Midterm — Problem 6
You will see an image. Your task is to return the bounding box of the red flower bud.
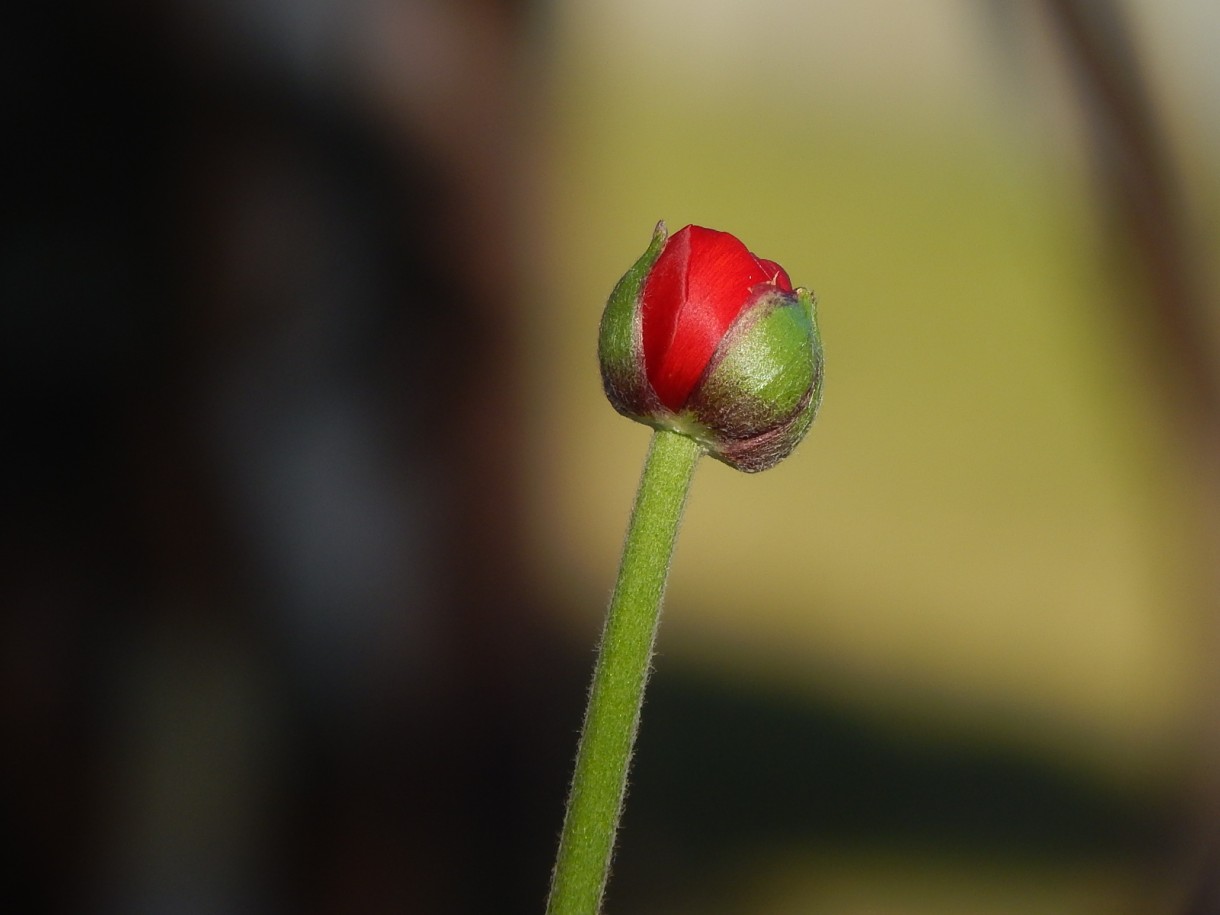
[599,222,823,472]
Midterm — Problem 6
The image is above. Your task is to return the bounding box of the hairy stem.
[547,429,702,915]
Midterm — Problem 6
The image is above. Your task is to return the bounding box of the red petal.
[639,227,689,408]
[642,226,775,410]
[754,257,793,292]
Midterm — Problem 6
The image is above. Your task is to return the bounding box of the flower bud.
[599,222,823,472]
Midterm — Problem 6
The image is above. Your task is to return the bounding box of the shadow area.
[605,663,1172,909]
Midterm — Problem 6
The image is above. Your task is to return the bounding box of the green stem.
[547,429,703,915]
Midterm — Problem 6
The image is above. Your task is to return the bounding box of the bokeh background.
[5,1,1220,913]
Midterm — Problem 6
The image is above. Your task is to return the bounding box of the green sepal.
[598,221,668,419]
[688,286,824,472]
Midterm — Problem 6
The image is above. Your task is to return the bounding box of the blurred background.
[4,1,1219,912]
